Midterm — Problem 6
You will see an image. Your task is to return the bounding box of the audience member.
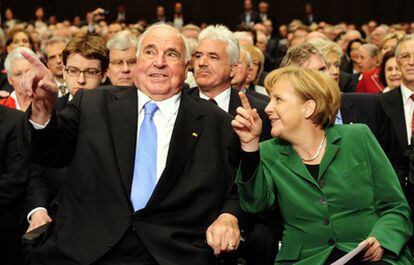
[106,30,138,86]
[378,50,401,92]
[356,43,384,93]
[42,37,69,96]
[0,47,37,111]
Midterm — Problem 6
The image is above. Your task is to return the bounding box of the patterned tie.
[131,102,158,211]
[208,98,217,105]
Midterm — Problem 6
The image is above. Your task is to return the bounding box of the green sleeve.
[235,148,276,214]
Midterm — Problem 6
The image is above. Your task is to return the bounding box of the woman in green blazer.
[232,67,413,265]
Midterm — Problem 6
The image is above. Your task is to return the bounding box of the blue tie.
[131,102,158,211]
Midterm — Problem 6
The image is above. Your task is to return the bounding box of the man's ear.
[230,64,237,78]
[303,99,316,119]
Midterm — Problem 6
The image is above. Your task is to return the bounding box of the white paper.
[330,240,369,265]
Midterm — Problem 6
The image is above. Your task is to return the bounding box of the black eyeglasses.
[65,66,102,78]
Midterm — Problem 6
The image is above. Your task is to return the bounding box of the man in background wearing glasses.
[106,30,138,87]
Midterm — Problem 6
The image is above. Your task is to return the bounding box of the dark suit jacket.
[23,86,242,265]
[55,93,70,112]
[187,87,272,142]
[339,71,359,93]
[377,88,411,196]
[237,11,260,26]
[0,106,28,262]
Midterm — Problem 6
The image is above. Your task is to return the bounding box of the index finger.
[238,91,252,111]
[20,50,51,77]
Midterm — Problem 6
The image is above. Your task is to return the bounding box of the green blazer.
[236,124,413,265]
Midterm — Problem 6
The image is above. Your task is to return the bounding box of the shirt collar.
[199,87,231,108]
[10,91,21,110]
[400,84,414,105]
[137,89,181,122]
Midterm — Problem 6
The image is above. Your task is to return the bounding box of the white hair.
[240,48,253,68]
[234,31,254,45]
[5,47,37,77]
[136,23,191,63]
[106,30,138,51]
[198,24,240,65]
[183,36,198,56]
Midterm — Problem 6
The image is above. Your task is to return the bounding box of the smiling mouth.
[149,73,168,78]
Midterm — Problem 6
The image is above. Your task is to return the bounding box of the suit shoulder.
[329,124,372,138]
[0,105,24,124]
[183,92,233,121]
[246,93,268,110]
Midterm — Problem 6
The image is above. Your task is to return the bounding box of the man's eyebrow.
[143,44,156,50]
[166,47,181,54]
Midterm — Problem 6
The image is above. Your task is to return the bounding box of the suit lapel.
[319,127,340,180]
[278,143,318,187]
[145,92,202,209]
[108,87,138,197]
[228,88,240,117]
[381,87,408,148]
[340,96,356,124]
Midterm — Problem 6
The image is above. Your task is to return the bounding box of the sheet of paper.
[330,240,368,265]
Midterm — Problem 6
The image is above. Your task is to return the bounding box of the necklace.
[300,134,326,162]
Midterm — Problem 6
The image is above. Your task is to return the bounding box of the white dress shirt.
[401,85,414,144]
[137,89,180,181]
[199,87,231,113]
[28,89,181,221]
[9,91,22,111]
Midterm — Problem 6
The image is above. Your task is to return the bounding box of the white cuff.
[27,207,48,223]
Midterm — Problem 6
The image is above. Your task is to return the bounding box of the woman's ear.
[302,99,316,119]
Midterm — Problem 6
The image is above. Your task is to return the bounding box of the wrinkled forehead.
[400,40,414,52]
[141,28,185,52]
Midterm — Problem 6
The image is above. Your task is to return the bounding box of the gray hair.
[198,24,240,65]
[5,47,38,77]
[181,24,201,34]
[106,30,138,51]
[183,36,198,56]
[137,23,191,63]
[395,34,414,57]
[41,36,69,59]
[240,48,253,68]
[360,43,379,58]
[281,43,325,67]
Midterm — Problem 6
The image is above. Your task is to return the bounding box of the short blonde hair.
[243,44,264,84]
[264,66,341,127]
[307,38,343,61]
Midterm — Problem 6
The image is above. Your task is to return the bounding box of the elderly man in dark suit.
[0,105,29,265]
[187,24,277,265]
[378,34,414,213]
[21,24,243,265]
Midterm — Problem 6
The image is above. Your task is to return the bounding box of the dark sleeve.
[21,90,84,168]
[0,109,29,208]
[240,150,260,182]
[24,164,52,215]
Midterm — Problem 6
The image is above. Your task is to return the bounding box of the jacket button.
[323,219,330,225]
[319,198,327,205]
[328,239,335,246]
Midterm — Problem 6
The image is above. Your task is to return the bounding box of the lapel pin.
[192,132,198,137]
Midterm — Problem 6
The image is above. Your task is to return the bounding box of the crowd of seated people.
[2,1,414,265]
